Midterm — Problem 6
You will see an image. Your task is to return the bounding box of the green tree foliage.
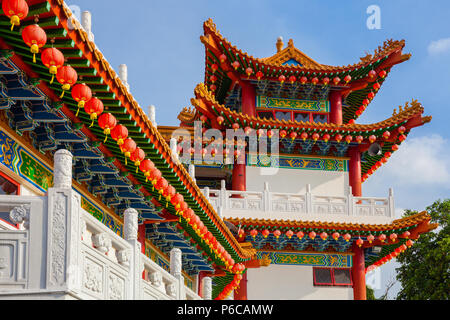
[366,285,376,300]
[395,199,450,300]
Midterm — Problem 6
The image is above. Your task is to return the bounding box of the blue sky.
[65,0,450,298]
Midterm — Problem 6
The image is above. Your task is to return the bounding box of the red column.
[138,224,146,279]
[352,244,366,300]
[198,271,206,297]
[348,147,362,196]
[234,272,248,300]
[241,81,256,118]
[231,162,246,191]
[329,90,342,125]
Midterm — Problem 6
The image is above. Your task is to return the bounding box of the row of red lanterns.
[247,229,410,244]
[366,239,414,273]
[215,272,244,300]
[1,5,239,268]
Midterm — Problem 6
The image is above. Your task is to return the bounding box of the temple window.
[257,111,275,120]
[294,112,310,122]
[313,267,352,287]
[313,114,328,123]
[275,111,291,121]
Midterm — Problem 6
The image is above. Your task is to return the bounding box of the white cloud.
[427,37,450,55]
[380,134,450,187]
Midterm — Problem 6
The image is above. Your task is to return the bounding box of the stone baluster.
[203,187,210,201]
[124,207,142,300]
[202,276,212,300]
[46,149,81,293]
[348,185,354,216]
[170,248,184,299]
[263,181,270,212]
[220,179,227,210]
[388,188,395,218]
[305,184,313,214]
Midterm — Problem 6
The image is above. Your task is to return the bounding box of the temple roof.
[201,18,411,122]
[0,0,253,271]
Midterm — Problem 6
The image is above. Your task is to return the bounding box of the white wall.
[247,264,353,300]
[246,166,349,196]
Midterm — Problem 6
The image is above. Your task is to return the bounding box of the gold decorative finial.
[288,39,294,47]
[276,36,284,53]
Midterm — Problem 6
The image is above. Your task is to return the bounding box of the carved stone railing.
[204,181,395,223]
[0,149,202,300]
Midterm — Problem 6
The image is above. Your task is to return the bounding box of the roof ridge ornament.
[276,36,283,53]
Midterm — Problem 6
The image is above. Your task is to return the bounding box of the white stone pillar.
[46,149,82,294]
[148,105,157,127]
[306,183,312,214]
[170,247,185,299]
[119,64,130,90]
[170,137,179,163]
[124,207,142,300]
[202,276,212,300]
[81,11,94,42]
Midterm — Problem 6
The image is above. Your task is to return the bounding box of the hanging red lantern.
[209,84,216,92]
[56,65,78,98]
[162,185,176,207]
[406,239,413,247]
[98,113,117,143]
[398,126,406,134]
[311,77,319,85]
[333,76,340,85]
[383,131,391,140]
[345,135,353,144]
[369,135,377,143]
[84,97,104,127]
[398,134,406,142]
[389,233,398,242]
[71,83,92,117]
[332,232,340,240]
[362,98,370,106]
[356,135,363,144]
[41,47,64,84]
[300,76,308,84]
[367,91,375,99]
[273,230,281,239]
[110,124,128,147]
[373,82,381,91]
[130,147,145,173]
[257,128,265,138]
[232,61,240,70]
[312,133,320,141]
[120,138,136,165]
[22,24,47,63]
[278,75,286,84]
[322,77,330,85]
[211,63,218,73]
[216,116,224,125]
[323,133,330,143]
[300,132,308,141]
[209,75,217,83]
[170,193,184,212]
[320,232,328,240]
[402,231,410,238]
[245,67,253,77]
[289,131,297,140]
[348,119,355,125]
[368,70,377,78]
[256,71,263,80]
[154,177,168,200]
[250,229,258,238]
[378,234,386,243]
[262,229,270,238]
[356,238,364,247]
[297,231,304,239]
[391,144,399,151]
[309,231,316,240]
[219,54,227,63]
[289,75,296,84]
[286,230,294,239]
[2,0,29,31]
[344,74,352,83]
[343,233,351,242]
[335,134,343,142]
[232,123,240,131]
[379,70,387,78]
[280,130,287,138]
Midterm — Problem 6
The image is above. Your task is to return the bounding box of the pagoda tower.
[160,19,436,300]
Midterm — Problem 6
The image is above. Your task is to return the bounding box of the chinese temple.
[0,1,437,301]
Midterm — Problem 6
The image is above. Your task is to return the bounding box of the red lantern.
[209,84,216,92]
[300,76,308,84]
[155,177,168,199]
[300,132,308,141]
[219,54,227,63]
[323,133,330,143]
[98,113,117,143]
[84,97,104,127]
[398,126,406,134]
[369,135,377,143]
[22,24,47,63]
[356,135,363,144]
[257,128,265,138]
[373,82,381,91]
[280,130,287,138]
[130,147,145,173]
[383,131,391,140]
[289,131,297,140]
[345,135,353,143]
[286,230,294,239]
[368,70,376,78]
[309,231,316,240]
[343,233,351,242]
[362,98,370,106]
[344,75,351,83]
[297,231,304,239]
[322,77,330,85]
[348,119,355,124]
[250,229,258,238]
[41,48,64,84]
[273,230,281,239]
[356,238,364,247]
[256,71,263,80]
[289,75,296,84]
[335,134,343,142]
[333,76,340,85]
[378,234,386,243]
[398,134,406,142]
[389,233,398,242]
[232,61,240,70]
[320,232,328,240]
[367,91,375,99]
[56,65,78,98]
[171,193,184,212]
[392,144,399,151]
[120,138,136,165]
[262,230,270,238]
[217,116,224,125]
[110,124,128,146]
[2,0,29,31]
[312,133,320,141]
[209,75,217,83]
[379,70,387,78]
[402,231,410,238]
[232,123,240,131]
[406,239,413,247]
[311,77,319,85]
[278,75,286,84]
[246,67,253,77]
[71,83,92,117]
[211,64,218,73]
[332,232,340,240]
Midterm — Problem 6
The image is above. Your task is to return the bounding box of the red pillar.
[231,162,246,191]
[138,224,146,254]
[329,90,342,125]
[198,271,206,297]
[348,147,362,196]
[352,244,366,300]
[234,272,248,300]
[241,81,256,118]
